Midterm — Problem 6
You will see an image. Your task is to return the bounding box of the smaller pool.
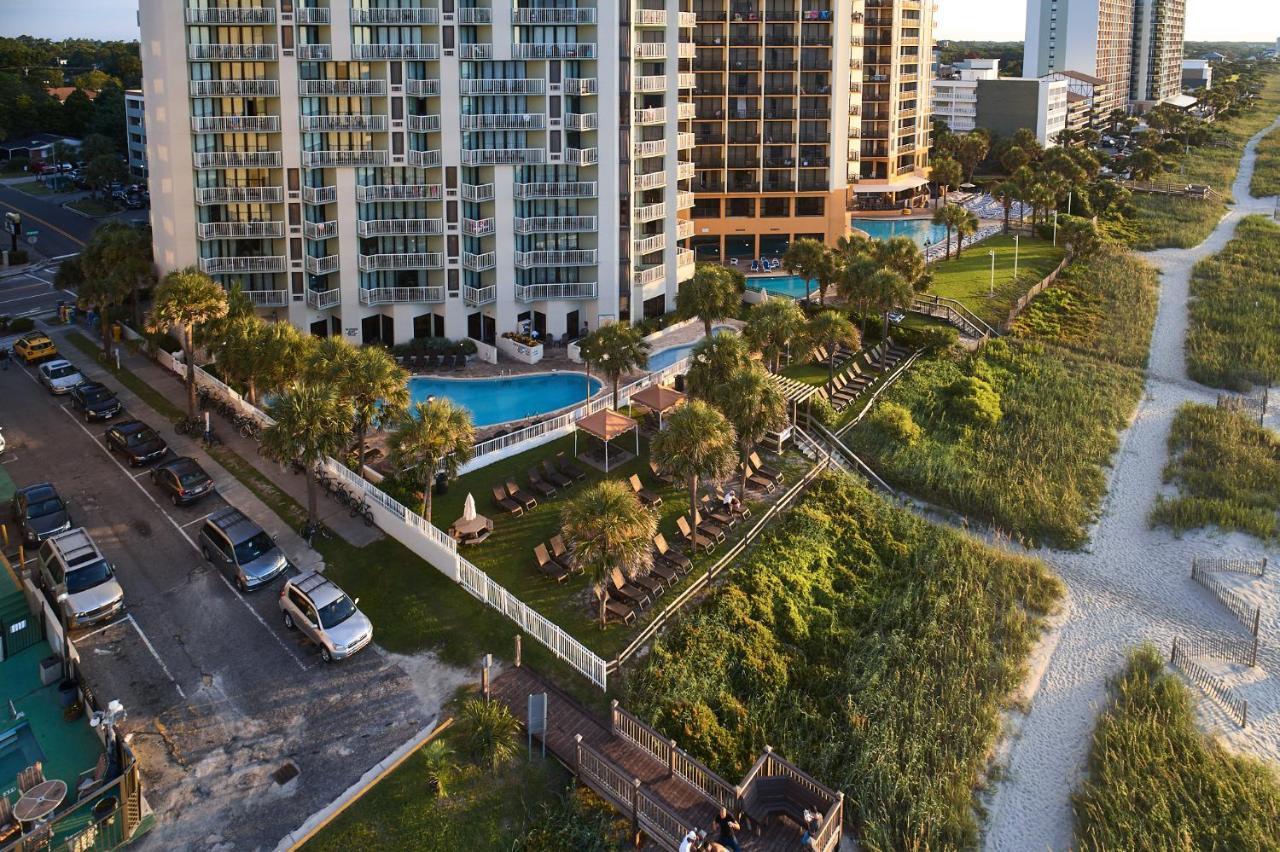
[852,217,951,248]
[746,276,820,300]
[408,373,601,428]
[0,724,44,790]
[648,326,737,371]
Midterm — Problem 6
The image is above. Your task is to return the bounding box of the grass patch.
[1150,403,1280,541]
[1186,215,1280,390]
[66,332,184,421]
[928,234,1066,328]
[1073,645,1280,850]
[779,361,833,387]
[13,179,55,197]
[627,473,1062,851]
[67,197,117,217]
[1251,126,1280,197]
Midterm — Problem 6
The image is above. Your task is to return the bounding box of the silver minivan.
[278,571,373,662]
[198,506,288,592]
[37,528,125,628]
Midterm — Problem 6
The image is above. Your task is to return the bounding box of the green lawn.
[13,178,55,197]
[1251,125,1280,198]
[928,235,1066,328]
[67,197,117,217]
[780,361,833,387]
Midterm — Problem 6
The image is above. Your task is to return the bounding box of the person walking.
[714,807,741,852]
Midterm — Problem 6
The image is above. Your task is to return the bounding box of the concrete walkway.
[982,116,1280,851]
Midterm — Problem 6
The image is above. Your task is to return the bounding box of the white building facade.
[124,89,148,178]
[139,0,696,347]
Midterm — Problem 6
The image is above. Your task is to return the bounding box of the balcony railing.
[634,75,666,93]
[677,161,696,179]
[634,202,666,223]
[245,289,289,307]
[351,7,439,24]
[462,217,496,237]
[564,77,597,95]
[515,282,598,301]
[634,9,668,26]
[516,249,597,268]
[677,132,696,150]
[188,43,276,61]
[677,248,696,279]
[304,254,340,275]
[678,102,697,120]
[513,8,596,23]
[460,78,545,95]
[679,11,697,27]
[360,286,445,305]
[195,185,283,205]
[191,115,280,134]
[458,44,494,59]
[514,181,596,199]
[358,253,445,271]
[634,139,667,159]
[455,7,493,22]
[302,219,339,240]
[564,147,598,165]
[295,7,329,23]
[299,114,388,132]
[463,285,496,306]
[676,190,695,210]
[676,219,695,240]
[679,73,697,88]
[565,112,598,130]
[185,7,275,24]
[191,79,278,97]
[193,151,282,169]
[461,183,496,201]
[407,149,442,168]
[199,255,287,275]
[196,220,284,240]
[299,79,387,96]
[302,185,337,204]
[405,78,441,96]
[634,170,667,191]
[357,218,444,237]
[634,43,667,60]
[296,44,333,60]
[635,233,666,255]
[461,148,545,165]
[351,43,439,60]
[459,113,544,130]
[357,183,442,202]
[633,264,665,286]
[408,114,443,132]
[462,251,496,271]
[634,107,667,125]
[514,215,597,233]
[512,43,596,59]
[301,150,388,168]
[306,288,342,310]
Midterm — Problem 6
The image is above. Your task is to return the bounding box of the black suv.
[149,457,215,506]
[70,382,123,421]
[12,482,72,545]
[105,420,168,466]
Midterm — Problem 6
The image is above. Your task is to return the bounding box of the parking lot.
[1,349,434,850]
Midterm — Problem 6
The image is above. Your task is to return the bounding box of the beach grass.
[1251,126,1280,198]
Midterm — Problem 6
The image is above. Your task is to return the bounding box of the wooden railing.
[575,736,688,851]
[910,295,998,340]
[611,703,739,811]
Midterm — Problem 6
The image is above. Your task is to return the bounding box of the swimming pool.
[648,325,738,371]
[852,217,951,248]
[745,276,820,300]
[408,373,602,428]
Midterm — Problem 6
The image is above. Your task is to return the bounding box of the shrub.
[945,375,1002,428]
[804,394,837,430]
[868,401,922,446]
[5,316,35,333]
[5,249,29,265]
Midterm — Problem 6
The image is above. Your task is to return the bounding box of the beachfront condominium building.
[1129,0,1184,108]
[139,1,696,346]
[686,0,935,263]
[125,89,148,178]
[933,60,1069,147]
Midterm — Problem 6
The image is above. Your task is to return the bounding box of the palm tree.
[578,323,649,408]
[929,155,963,207]
[651,401,737,564]
[957,131,990,183]
[713,365,789,496]
[685,333,752,401]
[781,237,826,304]
[677,264,742,338]
[336,345,410,471]
[79,223,149,358]
[868,270,915,369]
[742,298,806,372]
[561,480,658,628]
[146,267,229,418]
[806,310,861,381]
[932,204,967,260]
[952,208,980,257]
[874,236,928,292]
[457,697,520,771]
[420,738,455,798]
[993,180,1019,234]
[837,252,879,338]
[388,399,475,525]
[260,384,352,531]
[1129,148,1165,182]
[253,321,312,404]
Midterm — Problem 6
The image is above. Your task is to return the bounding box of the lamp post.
[1013,234,1020,281]
[988,249,996,297]
[1052,210,1059,246]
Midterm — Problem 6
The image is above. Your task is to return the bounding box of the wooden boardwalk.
[490,666,843,851]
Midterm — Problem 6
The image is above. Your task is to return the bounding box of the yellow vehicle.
[13,332,59,364]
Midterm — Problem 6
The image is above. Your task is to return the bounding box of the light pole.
[988,249,996,297]
[1067,190,1073,216]
[1052,210,1059,246]
[1013,234,1020,281]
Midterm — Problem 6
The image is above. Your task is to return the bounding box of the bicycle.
[349,494,375,527]
[237,416,263,441]
[299,519,331,545]
[175,415,204,436]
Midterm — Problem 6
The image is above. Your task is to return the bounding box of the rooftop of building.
[44,86,97,103]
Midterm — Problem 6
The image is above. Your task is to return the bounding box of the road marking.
[129,614,187,699]
[181,515,210,529]
[58,406,310,672]
[0,198,87,247]
[0,292,59,306]
[75,616,132,642]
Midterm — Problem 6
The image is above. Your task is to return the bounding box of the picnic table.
[14,779,67,824]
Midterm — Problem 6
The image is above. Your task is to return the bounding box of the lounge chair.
[439,354,455,371]
[749,259,761,273]
[742,463,777,493]
[541,459,573,489]
[492,485,524,516]
[713,488,752,520]
[676,515,716,554]
[700,494,739,529]
[654,533,693,572]
[534,544,571,584]
[630,568,666,598]
[649,460,676,485]
[691,509,728,541]
[598,589,636,625]
[550,535,583,575]
[648,556,681,585]
[629,474,662,507]
[527,467,557,498]
[556,452,588,481]
[609,568,652,609]
[748,452,784,484]
[505,480,538,510]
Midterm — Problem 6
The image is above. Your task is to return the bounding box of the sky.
[0,0,1276,43]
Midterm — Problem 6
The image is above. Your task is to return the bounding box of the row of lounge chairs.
[491,453,588,515]
[817,341,913,412]
[400,353,468,372]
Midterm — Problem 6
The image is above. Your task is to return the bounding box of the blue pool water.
[852,217,952,248]
[648,326,737,371]
[408,373,602,427]
[0,724,44,788]
[746,276,820,300]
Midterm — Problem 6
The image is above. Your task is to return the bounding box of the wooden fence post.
[1242,700,1249,729]
[668,738,677,780]
[610,699,619,737]
[631,778,642,847]
[1170,635,1179,663]
[514,634,522,668]
[574,733,582,776]
[481,653,491,702]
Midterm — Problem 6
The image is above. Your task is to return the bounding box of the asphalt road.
[1,355,430,850]
[0,267,74,325]
[0,183,94,259]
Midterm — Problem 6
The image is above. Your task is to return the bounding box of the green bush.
[146,331,182,354]
[868,401,922,446]
[392,336,478,358]
[804,394,837,430]
[945,375,1002,428]
[895,322,959,352]
[6,316,35,333]
[6,249,29,265]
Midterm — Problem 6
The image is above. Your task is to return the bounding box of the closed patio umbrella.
[462,493,477,522]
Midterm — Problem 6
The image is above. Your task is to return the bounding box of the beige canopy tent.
[629,384,687,429]
[575,409,639,473]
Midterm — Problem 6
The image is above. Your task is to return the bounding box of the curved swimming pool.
[852,217,952,248]
[408,373,602,428]
[648,325,738,371]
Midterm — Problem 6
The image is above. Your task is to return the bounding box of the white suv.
[38,359,85,394]
[279,572,373,662]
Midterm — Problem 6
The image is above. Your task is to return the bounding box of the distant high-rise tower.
[1130,0,1185,107]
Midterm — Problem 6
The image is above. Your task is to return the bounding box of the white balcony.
[296,44,333,60]
[196,220,284,240]
[634,9,668,26]
[456,8,493,23]
[634,233,666,255]
[516,249,597,268]
[460,78,545,95]
[302,220,339,240]
[634,43,667,60]
[514,181,596,199]
[191,115,280,133]
[634,202,666,223]
[199,255,287,275]
[462,217,495,237]
[678,73,696,89]
[678,42,697,59]
[461,183,496,202]
[193,151,282,169]
[304,254,340,275]
[306,288,342,310]
[185,7,275,24]
[351,43,439,60]
[458,44,493,60]
[188,43,276,61]
[245,289,289,307]
[302,149,388,168]
[461,148,545,165]
[463,285,496,306]
[195,185,283,205]
[407,149,442,168]
[563,77,597,95]
[679,11,697,27]
[295,7,330,23]
[634,75,665,93]
[351,7,439,24]
[676,190,695,210]
[299,114,388,132]
[676,219,695,240]
[358,253,444,271]
[357,183,442,202]
[511,43,596,59]
[357,218,444,237]
[462,251,496,271]
[408,114,443,132]
[513,8,596,23]
[565,112,598,130]
[459,113,544,131]
[299,79,387,96]
[564,147,598,165]
[405,78,441,96]
[633,264,665,286]
[360,286,445,305]
[302,185,337,204]
[514,216,597,233]
[677,248,696,277]
[678,102,696,120]
[191,79,278,97]
[633,170,667,191]
[677,161,695,179]
[677,132,696,150]
[633,107,667,126]
[515,282,598,301]
[634,139,667,159]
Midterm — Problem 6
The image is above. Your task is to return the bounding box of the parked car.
[11,482,72,545]
[198,506,288,592]
[104,419,168,466]
[37,358,85,394]
[150,456,215,506]
[12,332,58,364]
[36,528,125,629]
[69,381,123,421]
[279,571,373,662]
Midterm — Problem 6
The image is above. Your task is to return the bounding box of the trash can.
[112,322,122,342]
[57,678,79,708]
[434,471,449,496]
[39,655,61,686]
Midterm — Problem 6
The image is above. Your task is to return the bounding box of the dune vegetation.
[1251,126,1280,198]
